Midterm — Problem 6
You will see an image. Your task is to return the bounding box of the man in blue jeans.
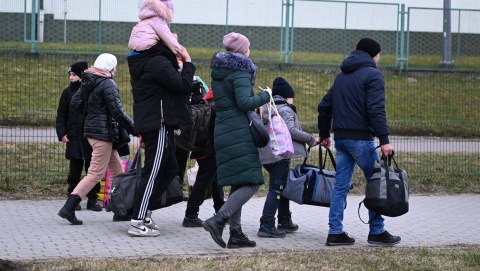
[317,38,401,246]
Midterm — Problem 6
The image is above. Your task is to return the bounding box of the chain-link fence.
[284,0,400,65]
[1,51,479,193]
[407,7,480,70]
[0,1,479,193]
[1,1,480,70]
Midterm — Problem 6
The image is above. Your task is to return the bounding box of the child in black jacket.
[55,61,102,212]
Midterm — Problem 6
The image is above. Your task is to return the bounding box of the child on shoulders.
[128,0,183,55]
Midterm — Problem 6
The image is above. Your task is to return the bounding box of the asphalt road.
[1,127,478,152]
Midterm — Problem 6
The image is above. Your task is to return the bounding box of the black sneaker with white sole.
[325,232,355,246]
[367,230,401,245]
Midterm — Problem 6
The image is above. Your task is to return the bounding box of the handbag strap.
[266,97,273,121]
[267,96,287,126]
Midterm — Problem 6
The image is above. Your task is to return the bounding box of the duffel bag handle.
[130,148,142,170]
[321,147,336,171]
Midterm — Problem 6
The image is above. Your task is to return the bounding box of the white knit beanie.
[93,53,117,72]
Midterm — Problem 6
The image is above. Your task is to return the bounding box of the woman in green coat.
[202,32,271,249]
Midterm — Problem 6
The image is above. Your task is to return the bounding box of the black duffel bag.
[105,149,184,217]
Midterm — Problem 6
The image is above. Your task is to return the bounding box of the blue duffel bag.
[282,147,336,207]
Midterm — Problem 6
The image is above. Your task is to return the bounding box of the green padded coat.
[210,52,270,187]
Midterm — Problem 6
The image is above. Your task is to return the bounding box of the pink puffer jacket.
[128,0,181,53]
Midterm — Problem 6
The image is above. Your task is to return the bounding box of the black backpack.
[190,79,207,105]
[175,99,215,152]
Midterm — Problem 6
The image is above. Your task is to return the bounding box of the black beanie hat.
[272,77,295,98]
[68,61,88,77]
[356,38,381,58]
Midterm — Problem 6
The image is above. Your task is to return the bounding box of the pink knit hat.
[223,32,250,54]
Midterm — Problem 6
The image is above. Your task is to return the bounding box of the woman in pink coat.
[128,0,183,55]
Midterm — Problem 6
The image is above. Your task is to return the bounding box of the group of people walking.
[55,0,400,249]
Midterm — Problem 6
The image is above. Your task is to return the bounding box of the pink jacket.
[128,0,181,53]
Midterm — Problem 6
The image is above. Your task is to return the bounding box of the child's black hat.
[272,77,295,99]
[68,61,88,77]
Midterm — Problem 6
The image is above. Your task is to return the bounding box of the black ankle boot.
[202,215,227,248]
[227,228,256,248]
[277,212,299,233]
[68,193,81,211]
[58,194,83,225]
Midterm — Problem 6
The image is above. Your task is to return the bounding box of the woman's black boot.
[202,214,227,248]
[227,228,256,248]
[58,194,83,225]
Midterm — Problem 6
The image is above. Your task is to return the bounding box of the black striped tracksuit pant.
[132,126,178,220]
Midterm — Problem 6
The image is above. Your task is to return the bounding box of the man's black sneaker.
[325,232,355,246]
[367,230,401,245]
[182,217,204,227]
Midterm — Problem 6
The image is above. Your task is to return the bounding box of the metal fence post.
[406,7,411,70]
[440,0,454,68]
[38,0,44,43]
[225,0,229,35]
[343,2,348,59]
[98,0,102,53]
[63,0,67,43]
[280,0,293,63]
[456,9,461,65]
[397,4,408,71]
[30,0,37,53]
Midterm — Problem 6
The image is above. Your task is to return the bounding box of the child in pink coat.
[128,0,183,54]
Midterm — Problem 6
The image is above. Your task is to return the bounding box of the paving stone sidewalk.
[0,194,479,260]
